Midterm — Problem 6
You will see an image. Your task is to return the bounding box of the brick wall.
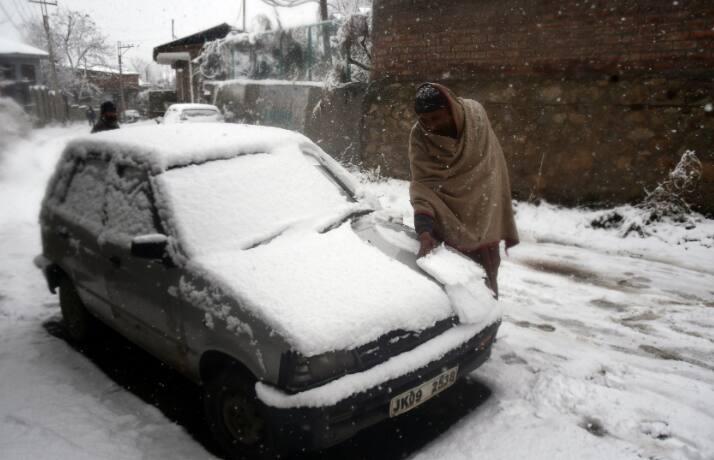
[372,0,714,79]
[361,0,714,215]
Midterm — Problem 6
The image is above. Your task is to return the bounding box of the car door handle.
[109,255,122,268]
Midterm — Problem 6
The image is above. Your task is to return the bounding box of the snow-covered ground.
[0,124,712,459]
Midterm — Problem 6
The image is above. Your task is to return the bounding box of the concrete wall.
[212,80,365,164]
[364,0,714,216]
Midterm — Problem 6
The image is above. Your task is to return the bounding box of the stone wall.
[363,0,714,216]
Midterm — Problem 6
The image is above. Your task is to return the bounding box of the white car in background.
[161,103,224,124]
[122,109,141,123]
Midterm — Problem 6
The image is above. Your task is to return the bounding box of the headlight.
[279,349,359,392]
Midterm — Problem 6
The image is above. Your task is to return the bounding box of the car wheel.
[59,277,96,342]
[204,365,278,460]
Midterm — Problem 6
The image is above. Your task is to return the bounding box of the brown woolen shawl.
[409,84,519,251]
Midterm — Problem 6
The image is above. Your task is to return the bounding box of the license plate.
[389,366,459,417]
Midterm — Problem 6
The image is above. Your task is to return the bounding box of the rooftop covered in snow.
[0,37,49,58]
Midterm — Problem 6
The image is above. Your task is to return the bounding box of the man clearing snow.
[91,101,119,133]
[409,82,519,297]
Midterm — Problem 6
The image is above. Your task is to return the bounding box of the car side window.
[103,163,160,246]
[61,156,109,231]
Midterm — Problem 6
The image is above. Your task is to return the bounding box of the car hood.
[187,219,454,357]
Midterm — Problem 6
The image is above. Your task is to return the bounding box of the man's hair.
[414,83,448,114]
[100,101,116,114]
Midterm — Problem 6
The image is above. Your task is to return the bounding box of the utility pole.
[319,0,331,62]
[171,19,176,39]
[29,0,59,90]
[117,41,135,117]
[242,0,246,31]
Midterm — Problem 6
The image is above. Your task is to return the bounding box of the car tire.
[203,365,279,460]
[59,277,96,342]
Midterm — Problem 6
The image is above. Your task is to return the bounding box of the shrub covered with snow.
[590,150,704,237]
[326,12,372,86]
[0,97,32,156]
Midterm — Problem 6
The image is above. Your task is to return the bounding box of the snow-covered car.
[122,109,141,123]
[34,123,501,458]
[161,103,224,124]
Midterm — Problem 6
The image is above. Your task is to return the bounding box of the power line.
[0,1,22,34]
[18,0,40,25]
[10,0,31,25]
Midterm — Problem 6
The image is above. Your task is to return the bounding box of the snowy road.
[0,125,712,460]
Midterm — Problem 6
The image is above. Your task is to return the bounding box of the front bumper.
[261,320,500,451]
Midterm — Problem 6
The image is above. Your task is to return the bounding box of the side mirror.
[131,234,168,259]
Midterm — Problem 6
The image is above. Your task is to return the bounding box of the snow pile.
[193,223,453,356]
[417,245,500,324]
[0,97,32,157]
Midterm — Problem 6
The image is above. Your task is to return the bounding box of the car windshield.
[156,146,360,257]
[182,109,219,118]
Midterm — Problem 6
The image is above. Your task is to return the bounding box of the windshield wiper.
[319,208,374,234]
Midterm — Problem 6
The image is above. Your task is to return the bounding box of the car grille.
[354,316,459,371]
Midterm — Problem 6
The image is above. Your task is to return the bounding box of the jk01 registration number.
[389,366,459,417]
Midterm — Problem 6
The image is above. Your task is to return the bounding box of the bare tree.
[261,0,326,19]
[130,57,151,83]
[329,0,371,17]
[260,0,370,19]
[23,7,112,102]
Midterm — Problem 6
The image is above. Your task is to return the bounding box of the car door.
[100,161,184,365]
[56,153,114,321]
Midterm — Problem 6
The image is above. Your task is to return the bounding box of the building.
[82,65,140,109]
[153,23,233,103]
[0,37,48,109]
[363,0,714,215]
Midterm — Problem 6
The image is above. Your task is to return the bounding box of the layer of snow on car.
[162,103,224,124]
[63,124,310,171]
[157,144,362,255]
[57,123,461,357]
[194,223,454,356]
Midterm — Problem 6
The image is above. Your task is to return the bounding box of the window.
[1,63,13,80]
[62,157,109,231]
[20,64,36,82]
[103,163,159,245]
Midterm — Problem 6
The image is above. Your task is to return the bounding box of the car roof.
[167,103,220,111]
[65,123,313,173]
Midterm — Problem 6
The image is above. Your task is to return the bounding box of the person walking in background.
[408,82,519,297]
[91,101,119,133]
[85,106,96,127]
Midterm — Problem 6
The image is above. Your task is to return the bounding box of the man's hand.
[417,232,438,258]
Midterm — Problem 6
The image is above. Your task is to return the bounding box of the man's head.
[100,101,117,122]
[414,83,455,137]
